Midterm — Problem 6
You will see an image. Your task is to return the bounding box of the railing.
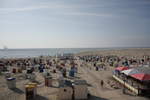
[113,75,139,95]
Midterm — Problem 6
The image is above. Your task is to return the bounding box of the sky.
[0,0,150,48]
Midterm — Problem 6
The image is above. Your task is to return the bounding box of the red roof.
[115,66,129,71]
[130,73,150,81]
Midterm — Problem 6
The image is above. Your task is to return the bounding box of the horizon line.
[0,47,150,50]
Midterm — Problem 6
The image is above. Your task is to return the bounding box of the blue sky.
[0,0,150,48]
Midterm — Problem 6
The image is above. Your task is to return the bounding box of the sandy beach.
[1,0,150,99]
[76,48,150,57]
[0,48,150,100]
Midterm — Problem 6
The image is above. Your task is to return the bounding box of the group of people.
[77,55,150,89]
[79,55,150,69]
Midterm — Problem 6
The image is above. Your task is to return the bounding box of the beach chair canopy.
[121,68,140,76]
[130,73,150,81]
[115,66,129,71]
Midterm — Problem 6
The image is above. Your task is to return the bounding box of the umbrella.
[121,68,140,76]
[115,66,129,71]
[130,73,150,81]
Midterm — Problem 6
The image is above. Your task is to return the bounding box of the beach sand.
[76,48,150,57]
[0,48,150,100]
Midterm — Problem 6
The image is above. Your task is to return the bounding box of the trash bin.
[25,83,37,100]
[7,77,16,89]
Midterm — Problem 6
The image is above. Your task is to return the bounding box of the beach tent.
[130,73,150,81]
[121,68,140,76]
[115,66,129,71]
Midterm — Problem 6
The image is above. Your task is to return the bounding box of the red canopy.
[130,73,150,81]
[115,66,129,71]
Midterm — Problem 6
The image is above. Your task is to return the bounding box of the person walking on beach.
[62,68,67,78]
[100,80,104,88]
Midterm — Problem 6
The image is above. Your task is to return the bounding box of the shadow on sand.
[86,83,93,87]
[34,95,49,100]
[88,94,109,100]
[10,88,24,94]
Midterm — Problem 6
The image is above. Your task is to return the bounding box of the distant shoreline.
[0,47,150,50]
[0,48,150,59]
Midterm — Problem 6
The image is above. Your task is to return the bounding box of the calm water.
[0,48,107,58]
[0,47,145,58]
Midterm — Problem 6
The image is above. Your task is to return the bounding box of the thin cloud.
[0,2,106,13]
[0,3,97,12]
[0,3,114,18]
[63,12,113,17]
[0,5,63,12]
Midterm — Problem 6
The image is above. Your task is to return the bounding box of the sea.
[0,47,147,58]
[0,48,106,58]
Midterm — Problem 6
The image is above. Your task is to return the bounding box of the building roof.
[121,68,140,76]
[131,73,150,81]
[134,66,150,74]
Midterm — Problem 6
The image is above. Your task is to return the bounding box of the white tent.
[121,68,140,76]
